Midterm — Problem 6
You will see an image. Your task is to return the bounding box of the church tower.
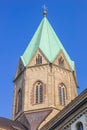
[12,11,78,130]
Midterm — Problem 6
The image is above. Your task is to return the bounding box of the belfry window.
[35,81,43,104]
[76,122,83,130]
[36,54,42,64]
[59,84,66,106]
[15,89,22,114]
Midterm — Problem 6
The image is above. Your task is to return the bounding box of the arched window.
[35,81,43,104]
[59,84,66,106]
[15,89,22,114]
[77,122,84,130]
[36,54,42,64]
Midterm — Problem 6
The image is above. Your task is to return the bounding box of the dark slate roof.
[0,117,28,130]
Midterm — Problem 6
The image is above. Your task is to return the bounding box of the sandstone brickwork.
[12,50,78,129]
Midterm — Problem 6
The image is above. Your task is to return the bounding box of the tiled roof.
[21,17,75,70]
[0,117,28,130]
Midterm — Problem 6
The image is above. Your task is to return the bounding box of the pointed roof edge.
[20,17,45,67]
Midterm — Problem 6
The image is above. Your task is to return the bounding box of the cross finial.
[42,4,47,17]
[43,5,47,11]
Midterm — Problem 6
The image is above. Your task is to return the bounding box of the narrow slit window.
[40,85,43,103]
[35,82,44,104]
[36,54,42,64]
[36,86,38,103]
[15,89,22,114]
[59,84,66,106]
[59,87,62,105]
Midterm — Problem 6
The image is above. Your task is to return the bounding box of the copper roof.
[20,17,75,70]
[0,117,28,130]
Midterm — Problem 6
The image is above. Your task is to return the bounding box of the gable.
[53,51,72,71]
[28,49,49,67]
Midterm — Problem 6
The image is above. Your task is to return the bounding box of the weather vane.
[42,4,47,17]
[42,5,47,11]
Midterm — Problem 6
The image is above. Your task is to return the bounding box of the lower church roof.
[40,89,87,130]
[0,117,28,130]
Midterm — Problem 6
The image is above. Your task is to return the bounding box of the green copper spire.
[21,16,75,70]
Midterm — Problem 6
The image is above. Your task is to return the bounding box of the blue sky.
[0,0,87,119]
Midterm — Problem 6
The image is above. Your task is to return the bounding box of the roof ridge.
[39,17,46,50]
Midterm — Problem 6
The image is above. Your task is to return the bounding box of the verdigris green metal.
[21,17,75,70]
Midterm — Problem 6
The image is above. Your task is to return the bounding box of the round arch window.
[76,122,83,130]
